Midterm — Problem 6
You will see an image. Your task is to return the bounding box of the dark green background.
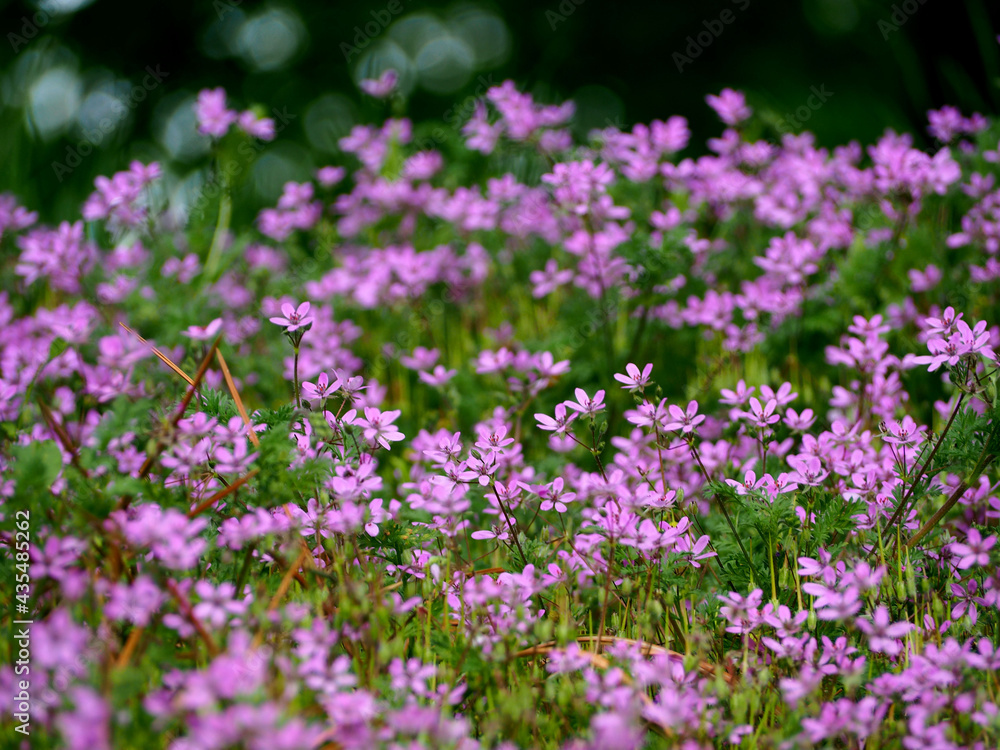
[0,0,996,222]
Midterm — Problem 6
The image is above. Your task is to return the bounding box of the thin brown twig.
[115,626,145,668]
[187,469,259,519]
[135,335,221,483]
[119,321,195,386]
[166,579,219,656]
[251,545,310,651]
[37,399,90,480]
[216,349,260,448]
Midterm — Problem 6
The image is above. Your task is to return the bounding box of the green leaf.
[10,440,63,511]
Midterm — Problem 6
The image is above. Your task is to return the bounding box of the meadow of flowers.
[3,66,1000,749]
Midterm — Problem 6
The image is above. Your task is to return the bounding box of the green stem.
[905,417,1000,551]
[768,534,777,603]
[689,441,754,573]
[204,182,232,281]
[881,392,965,544]
[234,544,255,596]
[493,485,527,565]
[293,346,301,409]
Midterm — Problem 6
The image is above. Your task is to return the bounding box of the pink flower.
[316,166,346,187]
[742,397,780,429]
[536,477,576,513]
[471,524,509,542]
[418,365,457,387]
[268,301,314,332]
[181,318,222,341]
[535,403,578,435]
[787,455,828,486]
[613,362,653,391]
[529,259,573,298]
[237,110,276,141]
[365,498,389,536]
[705,88,752,126]
[951,528,997,569]
[726,470,764,496]
[783,408,815,431]
[213,438,258,475]
[855,606,914,655]
[359,69,399,99]
[359,407,404,450]
[882,416,924,446]
[564,387,605,416]
[195,87,238,137]
[301,372,341,404]
[663,400,704,434]
[474,425,515,454]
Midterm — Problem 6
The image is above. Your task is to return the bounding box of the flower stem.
[881,392,965,545]
[768,534,777,603]
[204,180,232,282]
[904,416,1000,551]
[293,345,301,409]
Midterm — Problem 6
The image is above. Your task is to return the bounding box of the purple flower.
[882,415,924,445]
[535,477,576,513]
[195,87,238,137]
[163,253,201,283]
[418,365,457,387]
[742,397,780,429]
[855,606,914,655]
[365,498,389,536]
[181,318,222,341]
[400,346,440,371]
[529,258,573,298]
[613,362,653,391]
[471,523,509,542]
[474,425,515,454]
[783,407,816,431]
[81,161,161,228]
[535,403,578,435]
[359,407,404,450]
[718,588,763,635]
[301,372,342,405]
[719,379,755,418]
[705,88,752,126]
[269,301,314,332]
[359,69,399,99]
[663,400,704,434]
[565,387,605,416]
[213,437,258,474]
[237,110,276,141]
[951,528,997,569]
[105,575,164,626]
[316,166,346,187]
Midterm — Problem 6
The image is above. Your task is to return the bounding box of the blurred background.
[0,0,997,223]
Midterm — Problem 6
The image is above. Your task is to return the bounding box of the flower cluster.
[4,72,1000,750]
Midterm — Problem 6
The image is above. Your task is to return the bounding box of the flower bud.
[906,567,917,599]
[894,579,907,602]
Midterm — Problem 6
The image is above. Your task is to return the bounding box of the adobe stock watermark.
[340,0,408,62]
[8,10,52,53]
[774,85,833,135]
[51,65,170,182]
[877,0,930,40]
[673,0,752,73]
[546,0,586,31]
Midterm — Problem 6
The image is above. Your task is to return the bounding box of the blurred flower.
[359,69,398,99]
